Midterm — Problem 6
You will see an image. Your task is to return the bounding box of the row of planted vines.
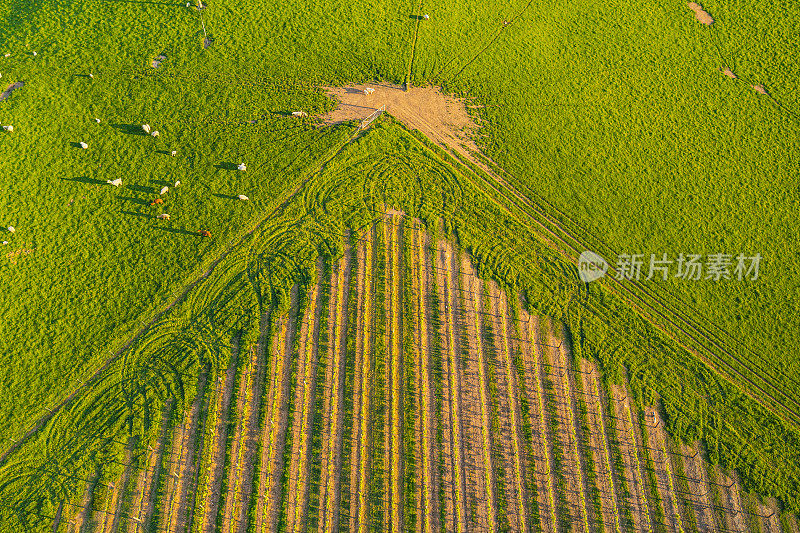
[35,215,796,533]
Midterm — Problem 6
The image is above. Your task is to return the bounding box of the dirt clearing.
[322,84,481,164]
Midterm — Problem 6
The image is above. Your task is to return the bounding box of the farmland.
[7,207,798,531]
[1,0,799,529]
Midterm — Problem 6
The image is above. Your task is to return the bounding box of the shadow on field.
[213,193,239,200]
[62,176,106,185]
[127,183,156,194]
[150,179,172,187]
[110,123,150,136]
[119,196,149,206]
[155,150,173,155]
[409,14,426,20]
[120,210,151,219]
[214,162,239,171]
[99,0,183,6]
[156,227,198,236]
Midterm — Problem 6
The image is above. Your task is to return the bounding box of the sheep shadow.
[69,142,88,149]
[155,226,198,236]
[119,196,149,206]
[409,14,426,20]
[110,123,149,136]
[120,210,151,220]
[155,150,174,155]
[62,176,106,185]
[149,179,172,187]
[213,193,239,200]
[214,162,239,171]
[127,183,156,194]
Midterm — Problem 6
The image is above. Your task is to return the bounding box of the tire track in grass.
[383,212,405,532]
[125,447,151,533]
[232,309,273,533]
[411,220,439,533]
[579,360,623,533]
[679,442,717,533]
[169,369,211,533]
[263,284,301,533]
[285,258,326,533]
[486,281,529,533]
[642,406,685,533]
[200,338,240,533]
[220,343,258,533]
[317,239,352,533]
[349,226,377,533]
[104,436,138,533]
[609,384,653,533]
[435,238,467,533]
[460,254,498,533]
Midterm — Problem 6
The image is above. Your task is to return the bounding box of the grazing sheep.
[238,163,247,171]
[150,198,164,206]
[2,125,12,132]
[160,186,169,195]
[3,53,9,58]
[171,150,177,156]
[107,178,122,187]
[198,229,211,238]
[79,142,88,149]
[363,87,375,95]
[2,241,7,245]
[7,226,15,233]
[156,213,171,220]
[142,124,151,134]
[753,84,768,95]
[174,180,181,187]
[237,194,249,200]
[95,118,101,123]
[32,51,37,56]
[291,111,308,117]
[151,130,160,137]
[89,73,94,79]
[423,14,429,20]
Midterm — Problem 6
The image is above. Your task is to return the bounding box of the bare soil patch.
[0,81,24,102]
[322,84,482,164]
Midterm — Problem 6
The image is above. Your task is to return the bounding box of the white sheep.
[237,194,249,200]
[363,87,375,95]
[107,178,122,187]
[174,180,181,187]
[3,53,9,58]
[79,142,88,149]
[291,111,308,117]
[151,130,160,137]
[160,186,169,195]
[171,150,177,156]
[89,73,94,79]
[32,51,37,57]
[2,125,12,132]
[2,241,7,245]
[142,124,151,134]
[157,213,171,220]
[95,118,101,123]
[7,226,15,233]
[423,14,430,20]
[238,163,247,171]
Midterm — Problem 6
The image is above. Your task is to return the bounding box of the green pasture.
[1,0,799,525]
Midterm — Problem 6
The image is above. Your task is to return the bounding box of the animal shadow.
[110,123,149,136]
[213,193,238,200]
[156,226,197,236]
[214,162,239,171]
[127,183,156,194]
[120,210,151,219]
[62,176,106,185]
[149,179,171,187]
[119,197,149,206]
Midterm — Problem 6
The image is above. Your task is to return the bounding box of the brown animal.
[199,229,211,238]
[150,198,164,206]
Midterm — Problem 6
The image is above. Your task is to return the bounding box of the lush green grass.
[1,0,799,525]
